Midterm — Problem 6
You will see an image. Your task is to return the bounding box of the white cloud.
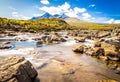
[82,13,91,19]
[89,4,95,7]
[33,13,43,16]
[114,20,120,24]
[74,7,86,13]
[12,12,31,20]
[40,0,49,5]
[39,2,87,17]
[106,19,114,24]
[39,2,120,24]
[58,2,70,12]
[40,6,61,15]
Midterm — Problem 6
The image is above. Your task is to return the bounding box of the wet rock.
[8,33,17,36]
[36,40,43,47]
[61,37,67,42]
[97,31,110,38]
[99,56,108,61]
[14,37,28,41]
[101,42,120,60]
[116,67,120,72]
[0,41,12,49]
[72,45,84,53]
[94,41,101,47]
[74,37,86,42]
[92,47,104,56]
[85,50,94,56]
[0,56,38,82]
[108,56,119,61]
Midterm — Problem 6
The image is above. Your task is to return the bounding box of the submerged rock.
[0,56,38,82]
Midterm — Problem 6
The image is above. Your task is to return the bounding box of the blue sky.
[0,0,120,24]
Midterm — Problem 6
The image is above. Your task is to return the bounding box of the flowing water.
[0,33,120,82]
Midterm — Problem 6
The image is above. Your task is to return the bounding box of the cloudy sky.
[0,0,120,24]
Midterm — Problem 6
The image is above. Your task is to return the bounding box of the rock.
[0,56,38,82]
[94,41,101,47]
[93,47,104,56]
[36,40,43,47]
[0,41,12,49]
[72,45,84,53]
[99,56,108,61]
[85,50,94,56]
[116,67,120,72]
[108,56,119,61]
[61,37,67,42]
[15,37,27,41]
[97,31,110,38]
[101,42,120,60]
[74,37,86,42]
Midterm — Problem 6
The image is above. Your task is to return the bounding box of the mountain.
[31,13,69,20]
[65,17,95,26]
[31,13,53,20]
[53,14,69,20]
[65,17,120,30]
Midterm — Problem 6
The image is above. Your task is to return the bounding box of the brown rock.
[97,31,110,38]
[94,41,101,47]
[0,56,38,82]
[72,45,84,53]
[36,40,43,46]
[74,37,86,42]
[93,47,104,56]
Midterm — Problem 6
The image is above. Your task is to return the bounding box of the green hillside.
[65,18,120,30]
[0,17,120,32]
[0,17,69,32]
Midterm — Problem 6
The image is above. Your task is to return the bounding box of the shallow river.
[0,34,120,82]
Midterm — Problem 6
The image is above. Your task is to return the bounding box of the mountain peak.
[31,12,69,20]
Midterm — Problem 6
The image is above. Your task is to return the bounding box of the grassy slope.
[65,18,120,30]
[0,17,120,31]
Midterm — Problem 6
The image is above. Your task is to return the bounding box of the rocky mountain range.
[31,13,69,20]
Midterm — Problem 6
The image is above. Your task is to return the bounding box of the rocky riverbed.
[0,28,120,82]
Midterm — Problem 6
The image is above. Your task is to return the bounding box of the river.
[0,33,120,82]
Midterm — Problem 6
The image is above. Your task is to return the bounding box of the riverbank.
[0,29,120,82]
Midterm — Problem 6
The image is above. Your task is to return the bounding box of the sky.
[0,0,120,24]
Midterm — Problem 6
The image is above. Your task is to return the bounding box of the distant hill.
[0,17,120,32]
[65,17,120,30]
[0,17,70,32]
[31,13,69,20]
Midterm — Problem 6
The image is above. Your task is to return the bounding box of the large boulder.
[0,56,38,82]
[101,42,120,59]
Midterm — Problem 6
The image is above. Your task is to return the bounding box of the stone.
[94,41,101,47]
[99,56,108,61]
[0,56,38,82]
[74,37,86,42]
[72,45,84,53]
[0,42,12,49]
[101,42,120,60]
[116,67,120,72]
[97,31,110,38]
[36,40,43,46]
[93,47,104,56]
